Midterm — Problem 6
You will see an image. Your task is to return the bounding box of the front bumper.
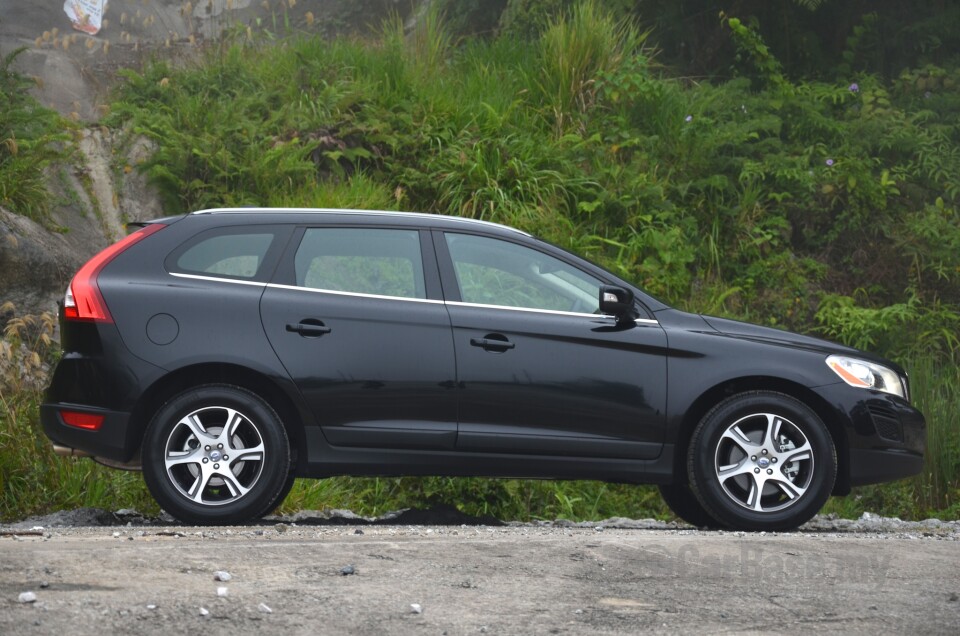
[812,383,926,491]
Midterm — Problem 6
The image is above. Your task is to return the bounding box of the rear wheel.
[688,391,836,531]
[142,385,290,525]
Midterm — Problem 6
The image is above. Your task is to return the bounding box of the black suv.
[41,208,925,529]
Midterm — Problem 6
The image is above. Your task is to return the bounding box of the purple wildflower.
[684,115,693,122]
[848,83,859,93]
[825,159,835,167]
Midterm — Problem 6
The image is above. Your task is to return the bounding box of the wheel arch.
[671,376,851,495]
[129,363,311,473]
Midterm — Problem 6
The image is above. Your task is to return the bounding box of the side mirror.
[599,285,635,323]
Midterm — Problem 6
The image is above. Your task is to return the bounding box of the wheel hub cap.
[162,406,266,507]
[714,412,814,513]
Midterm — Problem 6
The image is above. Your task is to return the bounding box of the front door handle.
[286,319,332,337]
[470,336,515,351]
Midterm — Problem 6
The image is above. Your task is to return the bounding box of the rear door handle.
[470,336,515,351]
[286,319,332,337]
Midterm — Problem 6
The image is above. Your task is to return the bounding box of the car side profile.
[41,209,926,530]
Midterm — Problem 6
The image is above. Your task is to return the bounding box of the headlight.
[825,355,906,398]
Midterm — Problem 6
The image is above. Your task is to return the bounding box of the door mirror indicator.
[599,285,635,323]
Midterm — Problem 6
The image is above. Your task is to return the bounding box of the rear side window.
[169,227,278,280]
[294,228,426,299]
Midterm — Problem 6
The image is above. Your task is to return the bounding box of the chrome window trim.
[266,283,443,305]
[169,272,267,287]
[167,273,660,323]
[446,300,660,324]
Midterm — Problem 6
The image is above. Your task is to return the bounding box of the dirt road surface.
[2,512,959,635]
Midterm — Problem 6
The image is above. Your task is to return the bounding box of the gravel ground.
[2,509,959,635]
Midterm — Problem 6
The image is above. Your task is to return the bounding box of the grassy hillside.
[2,2,957,521]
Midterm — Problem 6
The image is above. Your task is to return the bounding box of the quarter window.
[174,231,274,279]
[444,233,601,313]
[295,228,426,299]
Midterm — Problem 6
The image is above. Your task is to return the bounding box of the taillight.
[64,224,166,323]
[60,410,105,430]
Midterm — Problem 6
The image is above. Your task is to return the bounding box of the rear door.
[260,226,458,449]
[436,231,668,459]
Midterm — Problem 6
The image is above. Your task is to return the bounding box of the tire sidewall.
[142,384,290,525]
[689,392,837,532]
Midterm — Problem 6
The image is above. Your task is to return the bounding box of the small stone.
[213,571,232,582]
[39,582,49,589]
[354,529,364,535]
[258,603,272,614]
[146,604,157,610]
[217,587,229,597]
[410,603,423,614]
[340,565,356,576]
[949,593,959,602]
[112,532,120,538]
[18,591,37,603]
[199,607,209,617]
[275,523,288,533]
[574,609,583,615]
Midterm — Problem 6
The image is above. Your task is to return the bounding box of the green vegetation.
[0,307,156,520]
[1,1,958,522]
[0,48,71,222]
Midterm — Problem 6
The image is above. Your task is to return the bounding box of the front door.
[437,231,668,459]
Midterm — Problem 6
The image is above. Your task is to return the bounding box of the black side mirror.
[599,285,635,323]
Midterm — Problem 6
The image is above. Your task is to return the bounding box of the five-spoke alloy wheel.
[143,385,290,525]
[688,391,837,531]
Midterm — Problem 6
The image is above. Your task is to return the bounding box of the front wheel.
[688,391,836,532]
[658,484,724,529]
[142,385,291,525]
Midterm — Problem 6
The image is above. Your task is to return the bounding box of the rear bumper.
[40,404,137,462]
[41,321,166,463]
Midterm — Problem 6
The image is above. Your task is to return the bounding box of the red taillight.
[60,410,105,431]
[64,224,167,323]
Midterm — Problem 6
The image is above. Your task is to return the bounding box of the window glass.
[295,228,425,299]
[444,233,601,313]
[176,232,274,279]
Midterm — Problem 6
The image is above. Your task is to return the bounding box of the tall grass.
[536,1,647,135]
[907,357,960,515]
[0,308,156,520]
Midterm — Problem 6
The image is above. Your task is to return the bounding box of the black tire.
[658,484,724,529]
[142,384,290,525]
[687,391,836,532]
[258,472,297,518]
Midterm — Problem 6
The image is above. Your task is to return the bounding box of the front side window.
[294,228,426,299]
[444,233,601,313]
